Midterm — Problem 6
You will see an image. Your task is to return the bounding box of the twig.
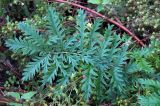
[0,96,24,104]
[47,0,145,47]
[0,86,27,93]
[0,97,10,104]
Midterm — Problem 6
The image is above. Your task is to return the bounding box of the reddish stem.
[48,0,145,47]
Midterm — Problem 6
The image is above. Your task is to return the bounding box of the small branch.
[0,96,24,104]
[48,0,145,47]
[0,87,27,93]
[0,97,10,104]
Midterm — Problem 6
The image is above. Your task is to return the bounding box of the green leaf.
[42,66,58,84]
[57,71,70,86]
[138,78,160,89]
[76,9,88,50]
[97,4,104,12]
[104,25,114,40]
[21,91,36,100]
[125,61,138,74]
[138,58,154,73]
[47,7,64,41]
[22,54,51,81]
[5,38,42,55]
[138,93,160,106]
[102,0,109,4]
[5,7,136,103]
[18,22,45,45]
[111,45,128,92]
[96,69,108,101]
[81,65,97,101]
[88,0,101,4]
[89,19,102,47]
[67,54,79,68]
[6,92,20,99]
